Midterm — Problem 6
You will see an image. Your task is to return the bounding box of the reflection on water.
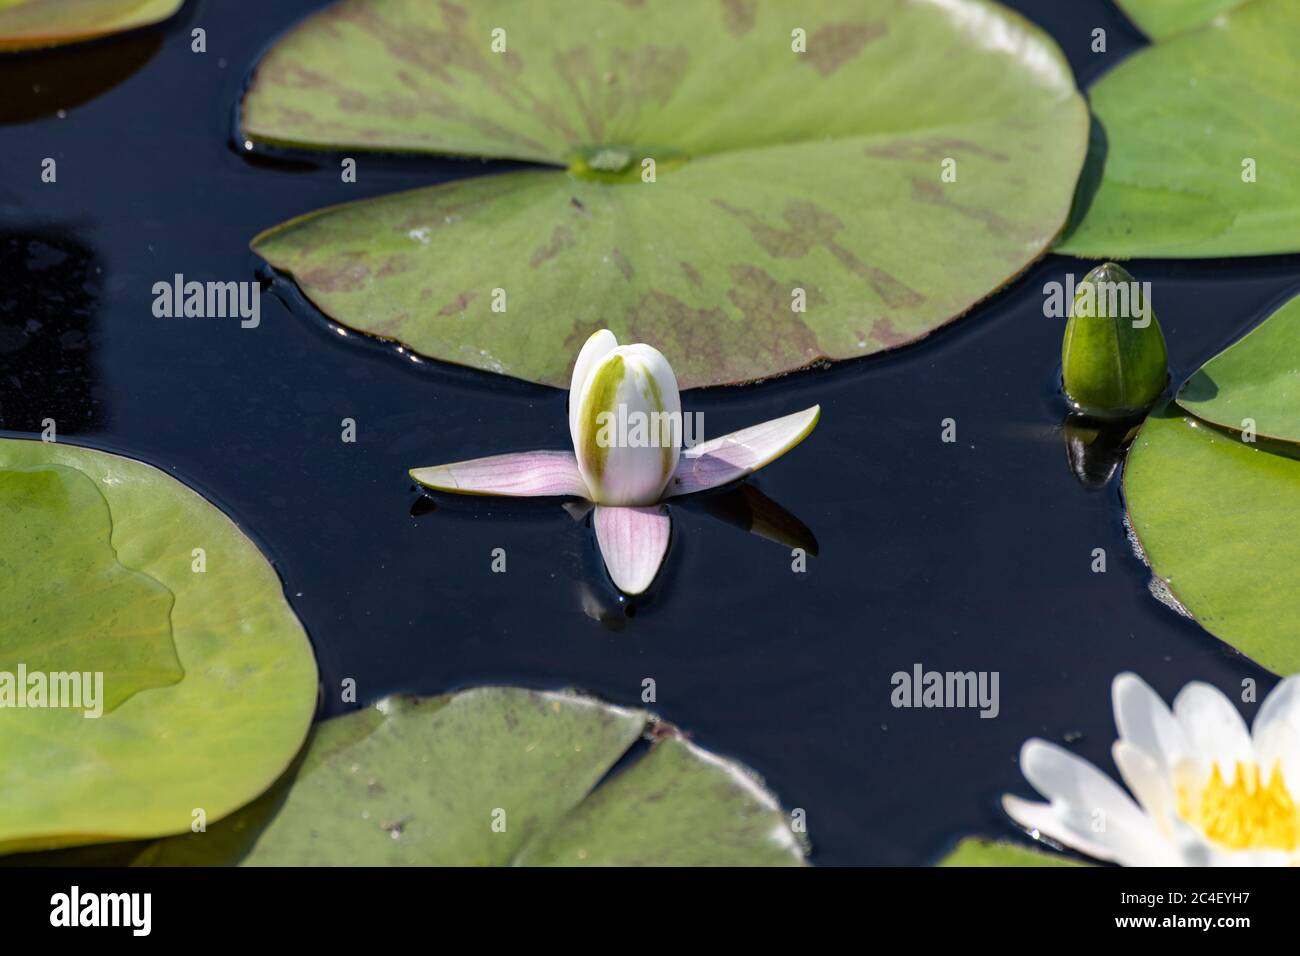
[685,484,819,556]
[0,232,105,434]
[409,479,817,614]
[1061,413,1143,489]
[0,32,161,125]
[408,495,438,517]
[578,581,630,632]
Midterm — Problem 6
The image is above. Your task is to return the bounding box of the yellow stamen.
[1178,761,1299,852]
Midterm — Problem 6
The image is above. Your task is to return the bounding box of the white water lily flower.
[567,329,682,507]
[1005,672,1300,865]
[410,330,820,595]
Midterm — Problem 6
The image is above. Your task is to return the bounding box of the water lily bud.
[570,333,681,506]
[1062,262,1168,418]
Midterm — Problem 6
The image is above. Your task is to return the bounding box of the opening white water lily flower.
[410,330,820,595]
[568,329,683,507]
[1005,672,1300,865]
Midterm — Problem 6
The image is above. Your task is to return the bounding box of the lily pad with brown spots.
[132,687,809,866]
[245,0,1087,389]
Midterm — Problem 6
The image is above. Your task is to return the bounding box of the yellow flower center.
[1178,761,1299,852]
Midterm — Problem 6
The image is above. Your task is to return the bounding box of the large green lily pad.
[1124,406,1300,674]
[938,837,1084,866]
[0,0,184,52]
[1177,293,1300,445]
[1115,0,1247,39]
[1058,0,1300,258]
[0,439,318,854]
[245,0,1087,389]
[135,687,808,866]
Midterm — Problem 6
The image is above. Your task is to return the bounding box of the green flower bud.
[1061,263,1168,418]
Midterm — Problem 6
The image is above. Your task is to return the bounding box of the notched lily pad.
[0,0,185,52]
[0,439,318,854]
[1059,0,1300,258]
[0,465,181,712]
[246,0,1087,388]
[135,686,808,866]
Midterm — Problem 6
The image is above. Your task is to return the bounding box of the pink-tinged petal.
[409,451,589,498]
[593,505,671,595]
[665,406,820,498]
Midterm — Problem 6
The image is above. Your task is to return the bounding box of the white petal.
[1168,815,1224,866]
[568,329,618,447]
[1252,715,1300,798]
[593,505,671,595]
[1020,739,1143,823]
[1011,739,1177,866]
[1002,794,1180,866]
[1112,672,1191,773]
[1210,846,1296,867]
[665,405,820,498]
[1172,681,1254,770]
[1252,677,1300,793]
[1112,740,1175,829]
[1002,794,1118,862]
[1254,676,1300,747]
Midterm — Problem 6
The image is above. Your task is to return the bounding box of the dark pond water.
[3,0,1298,865]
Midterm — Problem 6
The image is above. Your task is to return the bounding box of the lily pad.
[1124,406,1300,674]
[134,687,808,866]
[0,439,318,854]
[938,837,1085,866]
[0,465,182,713]
[0,0,184,52]
[1177,293,1300,445]
[245,0,1087,389]
[1115,0,1246,40]
[1058,0,1300,258]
